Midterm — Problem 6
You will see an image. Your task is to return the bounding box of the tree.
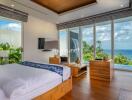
[83,41,94,62]
[83,40,132,66]
[114,54,130,65]
[96,40,109,59]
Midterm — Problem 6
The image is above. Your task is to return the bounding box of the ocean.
[104,50,132,59]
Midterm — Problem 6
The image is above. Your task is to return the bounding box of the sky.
[0,18,21,32]
[1,16,132,51]
[60,17,132,53]
[82,17,132,50]
[0,17,22,47]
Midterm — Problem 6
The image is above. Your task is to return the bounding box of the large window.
[59,16,132,70]
[81,25,94,63]
[114,16,132,66]
[0,16,22,64]
[96,21,111,59]
[59,29,68,57]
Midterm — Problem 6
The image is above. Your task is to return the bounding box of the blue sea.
[104,50,132,59]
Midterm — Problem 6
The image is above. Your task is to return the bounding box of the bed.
[0,61,72,100]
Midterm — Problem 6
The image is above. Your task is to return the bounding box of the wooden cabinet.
[49,56,60,64]
[49,56,68,64]
[89,60,114,81]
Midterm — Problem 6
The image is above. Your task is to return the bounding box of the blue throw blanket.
[20,61,63,77]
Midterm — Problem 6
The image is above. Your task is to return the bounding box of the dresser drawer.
[89,60,114,81]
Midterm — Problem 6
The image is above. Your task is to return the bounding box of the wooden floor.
[60,70,132,100]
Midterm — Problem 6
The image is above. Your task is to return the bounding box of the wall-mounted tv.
[38,38,45,49]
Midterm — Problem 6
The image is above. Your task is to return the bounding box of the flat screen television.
[38,38,45,49]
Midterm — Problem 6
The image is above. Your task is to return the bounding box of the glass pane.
[59,29,68,57]
[0,16,22,64]
[114,16,132,67]
[69,27,80,63]
[96,21,111,59]
[81,25,94,63]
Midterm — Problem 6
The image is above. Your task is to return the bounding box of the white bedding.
[0,88,8,100]
[0,63,71,100]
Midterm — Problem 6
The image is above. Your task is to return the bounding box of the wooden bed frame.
[33,76,72,100]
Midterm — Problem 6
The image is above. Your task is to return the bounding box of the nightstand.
[49,56,60,64]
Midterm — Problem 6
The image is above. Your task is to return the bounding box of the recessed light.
[11,4,15,7]
[120,4,124,7]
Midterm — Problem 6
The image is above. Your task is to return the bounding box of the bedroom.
[0,0,132,100]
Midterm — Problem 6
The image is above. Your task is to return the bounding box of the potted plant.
[103,55,109,61]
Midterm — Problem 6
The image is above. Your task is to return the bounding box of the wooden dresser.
[89,60,114,81]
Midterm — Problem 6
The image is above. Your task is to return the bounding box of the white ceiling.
[58,0,130,23]
[2,0,130,23]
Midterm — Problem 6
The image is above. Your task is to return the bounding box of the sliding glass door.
[81,25,94,63]
[96,21,112,59]
[114,16,132,68]
[0,16,22,64]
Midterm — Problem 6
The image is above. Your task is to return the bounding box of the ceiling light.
[120,4,124,7]
[11,4,15,7]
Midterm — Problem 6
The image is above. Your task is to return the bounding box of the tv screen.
[38,38,45,49]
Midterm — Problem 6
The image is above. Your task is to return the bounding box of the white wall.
[23,16,58,63]
[0,0,58,63]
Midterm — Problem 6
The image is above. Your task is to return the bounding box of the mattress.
[0,63,71,100]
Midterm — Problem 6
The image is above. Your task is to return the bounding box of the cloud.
[115,30,131,41]
[97,32,111,41]
[83,37,93,42]
[0,23,21,32]
[8,23,21,29]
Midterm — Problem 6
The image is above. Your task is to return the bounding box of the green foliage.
[0,42,22,64]
[0,43,10,50]
[83,41,94,62]
[83,41,132,65]
[83,41,109,62]
[96,40,109,59]
[9,47,22,63]
[128,61,132,65]
[114,54,132,65]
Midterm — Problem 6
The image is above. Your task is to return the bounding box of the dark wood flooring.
[60,70,132,100]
